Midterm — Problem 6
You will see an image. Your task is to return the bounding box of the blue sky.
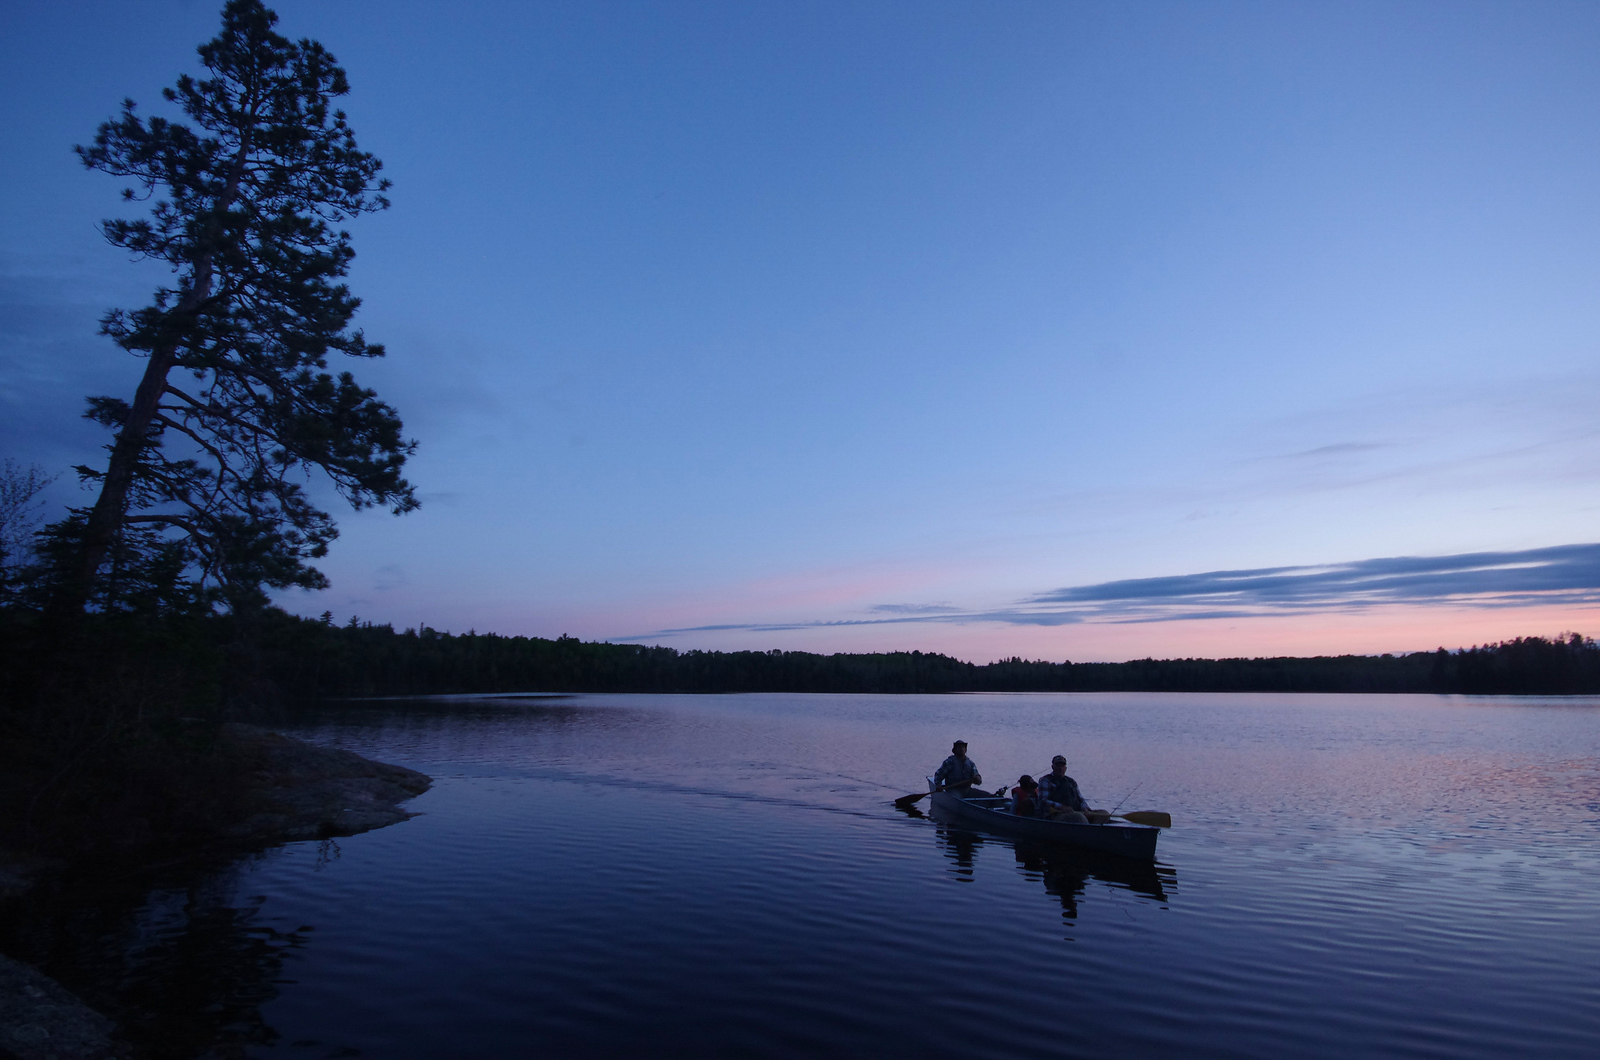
[5,1,1600,660]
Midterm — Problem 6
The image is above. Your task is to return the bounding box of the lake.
[12,692,1600,1058]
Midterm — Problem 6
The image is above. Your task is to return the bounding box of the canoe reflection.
[909,800,1171,922]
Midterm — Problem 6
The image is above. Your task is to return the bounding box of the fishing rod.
[1109,781,1143,816]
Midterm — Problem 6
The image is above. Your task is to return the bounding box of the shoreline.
[0,727,431,1060]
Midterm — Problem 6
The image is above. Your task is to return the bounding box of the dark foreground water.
[12,693,1600,1058]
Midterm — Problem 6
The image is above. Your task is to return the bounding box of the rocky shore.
[0,727,431,1060]
[0,955,124,1060]
[214,724,432,845]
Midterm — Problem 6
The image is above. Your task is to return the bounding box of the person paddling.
[1039,754,1110,823]
[933,740,984,797]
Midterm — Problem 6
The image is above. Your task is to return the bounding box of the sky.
[5,0,1600,661]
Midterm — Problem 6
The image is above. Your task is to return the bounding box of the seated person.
[1039,754,1110,823]
[1010,775,1042,816]
[933,740,983,796]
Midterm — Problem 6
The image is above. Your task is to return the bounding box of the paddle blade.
[1118,811,1171,828]
[893,791,930,808]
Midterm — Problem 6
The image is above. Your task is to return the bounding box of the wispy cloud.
[1284,442,1389,459]
[1026,544,1600,611]
[620,543,1600,640]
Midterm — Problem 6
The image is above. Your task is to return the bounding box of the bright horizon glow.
[5,1,1600,663]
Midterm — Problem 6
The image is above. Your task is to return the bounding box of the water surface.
[19,693,1600,1057]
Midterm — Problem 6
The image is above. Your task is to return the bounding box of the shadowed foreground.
[0,722,428,1060]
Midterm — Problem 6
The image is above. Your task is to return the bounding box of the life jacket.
[1012,790,1040,816]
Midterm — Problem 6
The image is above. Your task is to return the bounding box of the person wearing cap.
[1039,755,1109,823]
[933,740,984,796]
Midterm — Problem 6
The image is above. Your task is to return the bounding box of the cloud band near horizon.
[620,543,1600,640]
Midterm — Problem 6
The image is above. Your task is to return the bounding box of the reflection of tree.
[907,802,1172,930]
[0,853,309,1058]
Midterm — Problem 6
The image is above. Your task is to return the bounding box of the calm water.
[15,693,1600,1058]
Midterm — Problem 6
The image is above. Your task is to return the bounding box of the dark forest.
[227,613,1600,699]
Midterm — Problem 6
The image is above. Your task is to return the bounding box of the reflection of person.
[934,740,983,795]
[1040,755,1109,823]
[937,829,1170,917]
[1015,843,1089,922]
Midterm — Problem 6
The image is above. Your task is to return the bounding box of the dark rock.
[217,725,432,845]
[0,955,126,1060]
[0,852,64,902]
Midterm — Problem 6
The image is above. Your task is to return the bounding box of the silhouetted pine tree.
[49,0,414,622]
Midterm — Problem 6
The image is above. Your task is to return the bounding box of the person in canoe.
[1039,754,1110,823]
[933,740,984,796]
[1009,775,1043,816]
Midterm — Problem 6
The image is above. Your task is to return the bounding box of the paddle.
[1105,781,1170,827]
[892,783,992,808]
[1115,811,1171,828]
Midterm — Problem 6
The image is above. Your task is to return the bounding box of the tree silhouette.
[50,0,415,620]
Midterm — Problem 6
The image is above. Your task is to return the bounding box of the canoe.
[925,777,1160,861]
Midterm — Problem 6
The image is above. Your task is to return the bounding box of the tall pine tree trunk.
[45,260,214,626]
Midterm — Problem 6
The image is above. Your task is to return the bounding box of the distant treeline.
[247,615,1600,698]
[13,610,1584,861]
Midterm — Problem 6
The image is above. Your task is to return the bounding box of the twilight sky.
[5,0,1600,661]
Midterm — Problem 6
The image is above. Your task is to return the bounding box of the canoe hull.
[929,790,1160,860]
